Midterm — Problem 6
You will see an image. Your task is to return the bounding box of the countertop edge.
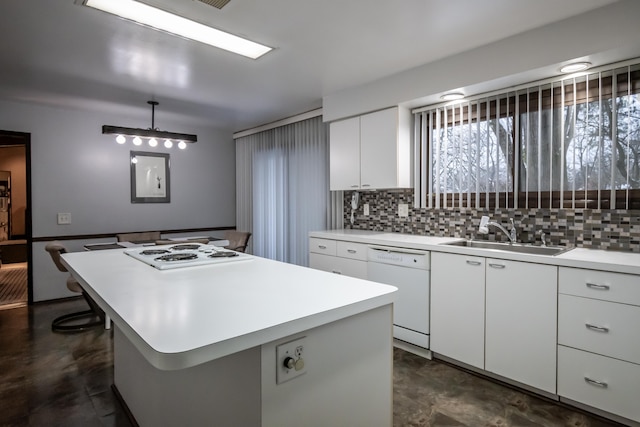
[310,230,640,276]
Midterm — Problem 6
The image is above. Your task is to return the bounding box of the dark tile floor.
[0,299,626,427]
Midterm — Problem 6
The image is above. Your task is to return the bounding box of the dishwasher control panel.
[367,246,430,269]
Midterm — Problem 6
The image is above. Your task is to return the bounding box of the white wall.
[0,99,236,301]
[323,0,640,122]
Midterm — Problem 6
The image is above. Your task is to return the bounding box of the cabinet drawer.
[336,241,368,261]
[558,294,640,364]
[558,345,640,423]
[559,267,640,306]
[308,253,367,279]
[309,238,337,256]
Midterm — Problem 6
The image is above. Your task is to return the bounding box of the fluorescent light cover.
[84,0,272,59]
[440,92,465,101]
[560,62,591,73]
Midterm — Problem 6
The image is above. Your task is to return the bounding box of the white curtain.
[235,116,333,266]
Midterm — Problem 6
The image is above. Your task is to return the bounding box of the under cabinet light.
[82,0,273,59]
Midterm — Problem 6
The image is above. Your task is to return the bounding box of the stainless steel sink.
[443,240,572,256]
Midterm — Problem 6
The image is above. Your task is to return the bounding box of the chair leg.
[51,293,104,333]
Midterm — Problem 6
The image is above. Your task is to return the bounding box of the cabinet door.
[485,259,557,393]
[430,252,485,369]
[360,108,400,189]
[329,117,360,191]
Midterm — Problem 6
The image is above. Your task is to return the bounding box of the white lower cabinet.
[430,252,485,369]
[558,346,640,423]
[309,239,368,280]
[431,254,558,394]
[485,259,557,394]
[557,267,640,423]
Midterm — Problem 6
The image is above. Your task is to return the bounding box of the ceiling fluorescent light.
[103,101,197,147]
[82,0,273,59]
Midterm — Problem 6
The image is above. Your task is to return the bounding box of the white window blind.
[413,60,640,210]
[235,116,332,266]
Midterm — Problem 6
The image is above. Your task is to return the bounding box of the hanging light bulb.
[116,135,126,144]
[133,136,142,146]
[178,141,187,150]
[148,138,158,147]
[164,139,173,148]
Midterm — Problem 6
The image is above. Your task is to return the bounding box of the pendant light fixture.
[102,101,197,149]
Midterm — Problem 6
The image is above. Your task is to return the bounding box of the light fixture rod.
[148,100,159,130]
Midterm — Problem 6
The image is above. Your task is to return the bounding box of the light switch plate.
[398,204,408,218]
[364,203,369,216]
[57,213,71,225]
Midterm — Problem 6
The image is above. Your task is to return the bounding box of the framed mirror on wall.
[130,151,170,203]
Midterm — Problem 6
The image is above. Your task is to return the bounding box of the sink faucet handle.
[479,216,490,234]
[509,218,517,243]
[538,230,547,247]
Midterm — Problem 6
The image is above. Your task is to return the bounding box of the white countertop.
[61,249,396,370]
[310,229,640,276]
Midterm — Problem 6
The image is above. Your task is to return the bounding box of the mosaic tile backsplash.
[344,189,640,253]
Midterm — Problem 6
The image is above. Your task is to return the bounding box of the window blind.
[413,60,640,210]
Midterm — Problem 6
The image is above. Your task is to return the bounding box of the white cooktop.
[124,243,251,270]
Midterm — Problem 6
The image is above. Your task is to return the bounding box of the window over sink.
[413,59,640,210]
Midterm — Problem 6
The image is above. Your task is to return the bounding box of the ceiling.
[0,0,621,133]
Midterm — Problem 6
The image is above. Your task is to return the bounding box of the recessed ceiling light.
[560,62,592,73]
[440,92,465,101]
[82,0,273,59]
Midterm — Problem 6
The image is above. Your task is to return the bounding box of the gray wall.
[0,99,236,301]
[323,0,640,122]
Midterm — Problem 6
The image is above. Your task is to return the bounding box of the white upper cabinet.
[329,107,411,191]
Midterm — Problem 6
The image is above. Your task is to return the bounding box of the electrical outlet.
[398,204,409,218]
[57,213,71,225]
[276,337,307,384]
[363,203,370,216]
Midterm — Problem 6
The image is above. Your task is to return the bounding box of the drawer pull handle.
[586,283,610,290]
[318,245,327,249]
[584,377,608,388]
[331,270,342,275]
[488,263,505,269]
[585,323,609,333]
[347,249,357,254]
[466,260,481,266]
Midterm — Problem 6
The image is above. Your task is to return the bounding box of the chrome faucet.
[479,216,517,244]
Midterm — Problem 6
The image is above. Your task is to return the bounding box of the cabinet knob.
[466,260,481,266]
[347,249,357,253]
[318,245,327,249]
[488,263,505,269]
[332,270,342,274]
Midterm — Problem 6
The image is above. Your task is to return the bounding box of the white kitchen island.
[61,248,397,427]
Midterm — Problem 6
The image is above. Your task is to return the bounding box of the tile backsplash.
[344,189,640,253]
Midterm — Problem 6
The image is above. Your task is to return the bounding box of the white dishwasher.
[367,246,430,349]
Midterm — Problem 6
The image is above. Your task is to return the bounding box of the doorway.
[0,130,31,309]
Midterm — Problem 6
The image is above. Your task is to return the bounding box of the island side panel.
[261,304,393,427]
[113,326,262,427]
